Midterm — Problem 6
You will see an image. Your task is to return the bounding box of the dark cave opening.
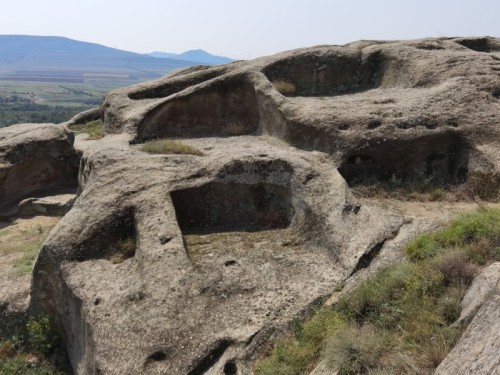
[338,133,469,187]
[171,182,294,235]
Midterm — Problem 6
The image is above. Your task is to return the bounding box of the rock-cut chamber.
[171,182,294,234]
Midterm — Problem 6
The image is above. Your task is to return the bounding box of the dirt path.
[363,198,500,221]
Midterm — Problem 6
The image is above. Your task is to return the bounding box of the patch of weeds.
[255,309,347,375]
[406,208,500,262]
[255,208,500,374]
[272,80,296,96]
[0,356,62,375]
[0,314,66,374]
[68,119,104,140]
[324,327,391,375]
[26,315,57,356]
[12,246,42,275]
[141,139,203,156]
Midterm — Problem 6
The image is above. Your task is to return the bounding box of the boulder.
[62,107,101,127]
[435,263,500,374]
[29,37,500,374]
[458,262,500,323]
[0,123,80,209]
[16,194,76,217]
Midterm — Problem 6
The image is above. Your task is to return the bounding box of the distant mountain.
[0,35,201,84]
[148,51,178,59]
[148,49,233,65]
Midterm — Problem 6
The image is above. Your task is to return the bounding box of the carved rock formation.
[28,37,500,374]
[0,123,80,209]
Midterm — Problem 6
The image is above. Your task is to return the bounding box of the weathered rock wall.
[0,123,80,208]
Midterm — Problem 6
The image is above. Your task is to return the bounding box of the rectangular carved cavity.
[264,50,384,97]
[171,182,294,235]
[128,68,224,100]
[338,133,469,186]
[138,78,260,139]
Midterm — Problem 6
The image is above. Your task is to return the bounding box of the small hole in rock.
[224,260,237,267]
[159,235,172,244]
[367,120,382,129]
[224,362,237,375]
[493,88,500,99]
[446,119,459,128]
[337,124,349,131]
[94,298,101,306]
[397,121,414,129]
[148,351,168,362]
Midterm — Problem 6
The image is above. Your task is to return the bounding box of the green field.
[0,80,116,127]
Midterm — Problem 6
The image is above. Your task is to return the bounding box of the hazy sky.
[1,0,499,59]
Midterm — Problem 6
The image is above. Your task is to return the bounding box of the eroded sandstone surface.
[435,263,500,375]
[27,37,500,374]
[0,123,80,209]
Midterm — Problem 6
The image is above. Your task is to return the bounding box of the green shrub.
[0,315,63,374]
[255,309,346,375]
[406,208,500,262]
[141,139,203,156]
[26,315,56,356]
[0,356,60,375]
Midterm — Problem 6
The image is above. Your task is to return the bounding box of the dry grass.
[272,80,296,95]
[0,217,60,274]
[467,172,500,201]
[68,119,104,140]
[107,237,136,264]
[141,139,203,156]
[351,172,500,203]
[224,121,248,136]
